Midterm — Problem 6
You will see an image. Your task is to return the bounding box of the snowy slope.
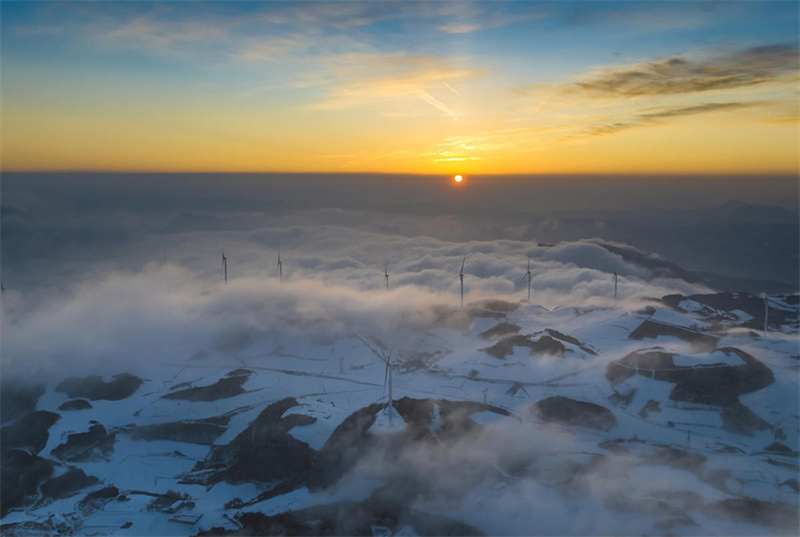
[1,293,798,536]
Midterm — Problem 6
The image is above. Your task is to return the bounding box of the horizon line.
[3,170,799,179]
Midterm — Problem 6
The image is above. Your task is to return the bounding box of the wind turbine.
[384,263,389,290]
[459,254,467,308]
[384,350,394,422]
[519,257,532,302]
[277,243,283,282]
[359,335,397,423]
[613,271,618,305]
[222,252,228,284]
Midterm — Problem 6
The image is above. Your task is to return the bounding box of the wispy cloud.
[434,4,546,34]
[234,36,308,62]
[436,22,483,34]
[306,52,480,120]
[571,102,753,139]
[569,44,798,98]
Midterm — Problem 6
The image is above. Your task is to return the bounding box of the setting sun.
[454,174,463,183]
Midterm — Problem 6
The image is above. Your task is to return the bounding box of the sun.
[454,174,463,183]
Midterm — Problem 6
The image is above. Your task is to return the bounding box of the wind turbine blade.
[518,273,528,285]
[460,254,466,273]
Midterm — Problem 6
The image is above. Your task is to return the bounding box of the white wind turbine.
[459,254,467,308]
[519,257,532,302]
[359,335,399,424]
[222,252,228,284]
[277,243,283,282]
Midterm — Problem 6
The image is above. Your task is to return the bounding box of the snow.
[368,405,406,434]
[672,350,745,367]
[4,291,798,536]
[649,307,711,329]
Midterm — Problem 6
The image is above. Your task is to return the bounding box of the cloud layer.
[572,44,799,98]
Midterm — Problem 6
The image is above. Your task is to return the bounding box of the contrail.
[441,80,461,95]
[416,89,458,121]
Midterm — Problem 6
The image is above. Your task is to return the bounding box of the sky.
[1,1,798,174]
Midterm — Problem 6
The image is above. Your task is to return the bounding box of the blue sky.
[2,1,798,173]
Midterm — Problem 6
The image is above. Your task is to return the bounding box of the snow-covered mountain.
[2,289,798,536]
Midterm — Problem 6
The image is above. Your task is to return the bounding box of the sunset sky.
[2,1,798,174]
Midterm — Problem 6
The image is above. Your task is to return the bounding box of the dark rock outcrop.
[479,322,520,341]
[40,467,99,502]
[129,418,228,445]
[51,424,115,462]
[1,411,60,454]
[532,396,617,431]
[663,292,799,331]
[197,499,484,537]
[720,402,771,436]
[645,448,707,474]
[606,348,774,406]
[637,399,661,418]
[56,373,142,401]
[482,334,566,359]
[78,486,119,513]
[190,398,316,487]
[629,320,718,351]
[311,397,511,491]
[163,375,248,402]
[702,497,799,535]
[0,449,56,517]
[0,383,45,424]
[59,399,93,411]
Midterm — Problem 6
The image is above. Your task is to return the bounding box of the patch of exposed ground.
[162,374,248,402]
[39,467,99,503]
[0,383,45,424]
[482,335,565,359]
[128,417,228,445]
[1,411,60,454]
[56,373,142,401]
[188,398,316,488]
[0,449,56,517]
[606,348,773,406]
[59,399,92,411]
[478,322,520,341]
[702,497,799,535]
[532,396,617,431]
[629,320,718,351]
[197,498,484,536]
[51,424,115,462]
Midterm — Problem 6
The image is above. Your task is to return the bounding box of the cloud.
[305,52,479,119]
[234,36,308,62]
[102,14,229,55]
[435,22,482,34]
[572,101,752,138]
[1,220,714,381]
[570,44,799,98]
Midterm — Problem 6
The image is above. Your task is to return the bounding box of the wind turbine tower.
[384,264,389,290]
[459,255,466,308]
[222,252,228,284]
[277,244,283,282]
[520,257,532,302]
[386,351,393,422]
